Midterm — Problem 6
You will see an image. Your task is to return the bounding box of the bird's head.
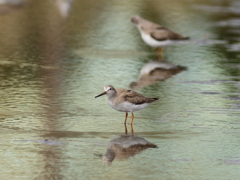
[95,85,116,98]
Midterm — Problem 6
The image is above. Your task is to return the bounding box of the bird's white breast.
[141,32,174,47]
[108,100,149,112]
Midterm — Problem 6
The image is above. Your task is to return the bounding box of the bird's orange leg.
[124,112,128,124]
[130,113,135,125]
[155,47,164,61]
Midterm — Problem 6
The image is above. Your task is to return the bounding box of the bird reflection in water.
[130,60,187,90]
[103,124,157,164]
[51,0,74,17]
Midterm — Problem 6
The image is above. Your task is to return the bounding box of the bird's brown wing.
[150,26,189,41]
[122,90,158,105]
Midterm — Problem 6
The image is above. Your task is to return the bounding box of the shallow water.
[0,0,240,179]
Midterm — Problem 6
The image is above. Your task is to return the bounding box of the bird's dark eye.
[109,88,112,90]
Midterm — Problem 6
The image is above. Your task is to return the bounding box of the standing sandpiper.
[95,85,158,125]
[131,15,189,59]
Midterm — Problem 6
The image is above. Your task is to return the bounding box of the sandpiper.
[95,85,158,125]
[131,15,189,59]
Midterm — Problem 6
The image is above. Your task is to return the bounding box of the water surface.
[0,0,240,179]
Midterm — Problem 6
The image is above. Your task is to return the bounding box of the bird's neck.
[107,93,116,102]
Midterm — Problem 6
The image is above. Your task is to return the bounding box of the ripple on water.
[223,158,240,165]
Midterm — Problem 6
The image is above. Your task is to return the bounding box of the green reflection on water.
[0,0,240,179]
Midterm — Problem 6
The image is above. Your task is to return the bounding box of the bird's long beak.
[95,91,107,98]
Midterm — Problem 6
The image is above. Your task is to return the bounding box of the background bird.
[131,15,190,60]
